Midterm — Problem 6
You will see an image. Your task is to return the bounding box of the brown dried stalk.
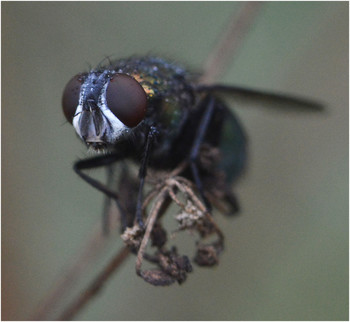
[30,206,121,321]
[200,2,263,84]
[57,246,130,321]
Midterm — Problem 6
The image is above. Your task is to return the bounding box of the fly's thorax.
[130,65,195,150]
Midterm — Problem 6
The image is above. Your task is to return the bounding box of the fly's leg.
[101,166,114,234]
[135,126,158,229]
[189,95,215,212]
[73,153,129,231]
[224,189,240,214]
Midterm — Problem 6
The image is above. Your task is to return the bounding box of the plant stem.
[57,246,130,321]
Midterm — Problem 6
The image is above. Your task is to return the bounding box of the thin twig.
[30,208,120,321]
[57,246,130,321]
[200,2,263,84]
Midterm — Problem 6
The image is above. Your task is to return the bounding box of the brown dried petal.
[151,223,167,248]
[157,249,193,284]
[140,270,176,286]
[194,244,220,266]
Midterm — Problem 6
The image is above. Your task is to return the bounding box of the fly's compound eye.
[62,74,85,123]
[106,74,147,128]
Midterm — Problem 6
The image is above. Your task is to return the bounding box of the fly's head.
[62,70,147,152]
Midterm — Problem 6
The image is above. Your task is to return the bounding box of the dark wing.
[195,84,325,112]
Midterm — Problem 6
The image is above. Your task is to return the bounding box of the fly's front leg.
[135,126,158,228]
[189,95,215,212]
[73,153,128,231]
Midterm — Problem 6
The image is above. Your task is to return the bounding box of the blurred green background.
[2,2,348,320]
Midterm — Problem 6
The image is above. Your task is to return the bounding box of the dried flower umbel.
[121,147,233,286]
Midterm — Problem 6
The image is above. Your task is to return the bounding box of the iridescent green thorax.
[110,57,196,134]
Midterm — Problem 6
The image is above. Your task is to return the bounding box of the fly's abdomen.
[218,105,247,183]
[200,97,247,183]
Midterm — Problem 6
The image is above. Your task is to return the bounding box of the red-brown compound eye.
[62,75,84,123]
[106,74,147,128]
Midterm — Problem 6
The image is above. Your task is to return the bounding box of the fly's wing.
[202,83,324,184]
[195,84,325,113]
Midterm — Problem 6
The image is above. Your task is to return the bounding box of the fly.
[62,56,322,285]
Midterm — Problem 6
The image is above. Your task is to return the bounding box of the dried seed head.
[175,200,205,230]
[123,162,227,286]
[121,225,143,248]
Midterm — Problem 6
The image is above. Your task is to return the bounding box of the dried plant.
[121,147,230,286]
